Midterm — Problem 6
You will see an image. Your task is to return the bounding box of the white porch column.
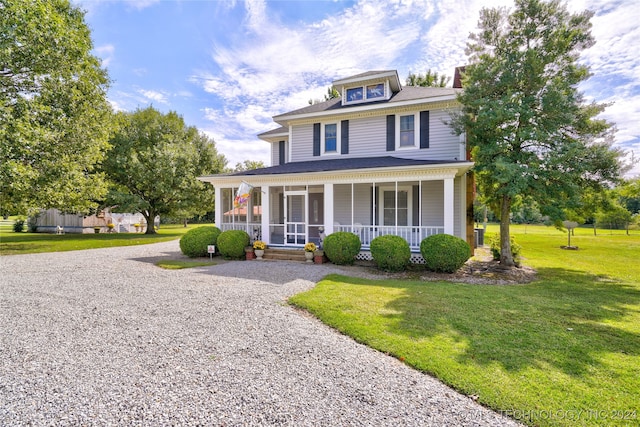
[324,183,334,234]
[444,177,454,235]
[215,186,222,227]
[261,186,270,244]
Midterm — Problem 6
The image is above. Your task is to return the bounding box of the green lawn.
[0,220,206,255]
[290,224,640,427]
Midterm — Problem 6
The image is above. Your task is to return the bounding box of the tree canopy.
[406,69,451,87]
[102,107,227,234]
[0,0,113,216]
[451,0,623,266]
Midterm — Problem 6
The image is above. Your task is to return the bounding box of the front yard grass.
[289,224,640,427]
[0,222,208,255]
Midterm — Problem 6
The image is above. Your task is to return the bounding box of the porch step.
[262,248,307,262]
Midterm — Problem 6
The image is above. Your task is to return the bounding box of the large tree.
[0,0,112,215]
[451,0,623,266]
[102,107,227,234]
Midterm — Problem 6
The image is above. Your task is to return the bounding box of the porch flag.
[233,181,253,208]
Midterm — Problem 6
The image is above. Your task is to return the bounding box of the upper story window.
[320,123,340,154]
[396,113,419,148]
[399,115,415,147]
[343,81,387,105]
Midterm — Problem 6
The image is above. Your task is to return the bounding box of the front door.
[284,191,306,245]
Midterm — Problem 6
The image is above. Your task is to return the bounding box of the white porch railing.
[334,225,445,250]
[221,223,262,241]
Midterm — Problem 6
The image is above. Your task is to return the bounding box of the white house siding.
[271,143,279,166]
[333,184,353,225]
[348,116,386,158]
[454,176,462,238]
[288,108,460,163]
[353,183,372,224]
[393,109,461,161]
[421,181,444,227]
[290,124,314,162]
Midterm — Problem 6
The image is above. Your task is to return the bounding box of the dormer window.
[346,87,363,102]
[343,81,388,105]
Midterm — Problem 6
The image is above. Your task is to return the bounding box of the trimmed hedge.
[370,234,411,272]
[420,234,471,273]
[217,229,250,260]
[179,226,221,258]
[323,231,361,265]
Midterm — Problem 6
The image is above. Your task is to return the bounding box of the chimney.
[453,66,466,89]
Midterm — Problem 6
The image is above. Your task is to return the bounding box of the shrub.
[370,235,411,272]
[323,231,361,265]
[179,226,221,258]
[217,229,250,260]
[13,219,25,233]
[489,233,522,266]
[420,234,471,273]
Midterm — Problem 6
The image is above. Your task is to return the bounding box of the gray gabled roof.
[272,85,459,122]
[217,156,467,177]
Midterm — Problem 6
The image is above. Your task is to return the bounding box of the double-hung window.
[396,113,419,148]
[324,123,338,153]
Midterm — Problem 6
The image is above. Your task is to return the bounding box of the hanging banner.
[233,181,253,208]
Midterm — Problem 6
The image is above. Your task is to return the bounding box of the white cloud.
[137,89,169,104]
[95,44,115,67]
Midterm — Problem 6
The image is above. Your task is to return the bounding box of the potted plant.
[93,226,101,234]
[304,242,317,262]
[107,223,115,233]
[253,240,266,260]
[133,223,141,232]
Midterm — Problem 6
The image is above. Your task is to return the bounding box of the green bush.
[179,226,221,258]
[323,231,361,265]
[13,219,25,233]
[489,233,522,266]
[420,234,471,273]
[217,229,250,260]
[370,235,411,272]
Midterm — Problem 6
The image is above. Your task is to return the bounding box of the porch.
[217,178,463,252]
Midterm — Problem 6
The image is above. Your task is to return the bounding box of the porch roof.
[216,156,469,177]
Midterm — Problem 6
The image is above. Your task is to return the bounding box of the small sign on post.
[561,221,579,250]
[208,245,216,260]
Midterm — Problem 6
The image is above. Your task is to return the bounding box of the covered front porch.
[208,161,472,252]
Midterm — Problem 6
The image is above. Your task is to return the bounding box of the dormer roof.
[332,70,402,94]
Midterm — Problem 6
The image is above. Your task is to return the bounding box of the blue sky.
[76,0,639,177]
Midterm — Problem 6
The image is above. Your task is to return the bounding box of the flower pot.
[314,250,325,264]
[245,247,255,260]
[255,249,265,260]
[305,251,314,262]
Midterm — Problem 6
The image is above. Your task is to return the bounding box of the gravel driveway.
[0,240,520,426]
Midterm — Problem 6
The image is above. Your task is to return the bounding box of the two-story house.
[199,70,474,259]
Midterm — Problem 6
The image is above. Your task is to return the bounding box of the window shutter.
[412,185,419,226]
[386,115,395,151]
[420,111,429,149]
[313,123,321,156]
[278,141,285,165]
[341,120,349,154]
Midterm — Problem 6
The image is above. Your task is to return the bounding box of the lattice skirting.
[356,251,426,264]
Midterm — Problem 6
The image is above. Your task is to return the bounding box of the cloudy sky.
[77,0,639,177]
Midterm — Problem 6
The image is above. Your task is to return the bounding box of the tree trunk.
[143,210,156,234]
[499,195,516,268]
[183,218,188,227]
[593,223,597,236]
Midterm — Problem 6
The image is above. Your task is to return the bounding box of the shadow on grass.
[328,267,640,378]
